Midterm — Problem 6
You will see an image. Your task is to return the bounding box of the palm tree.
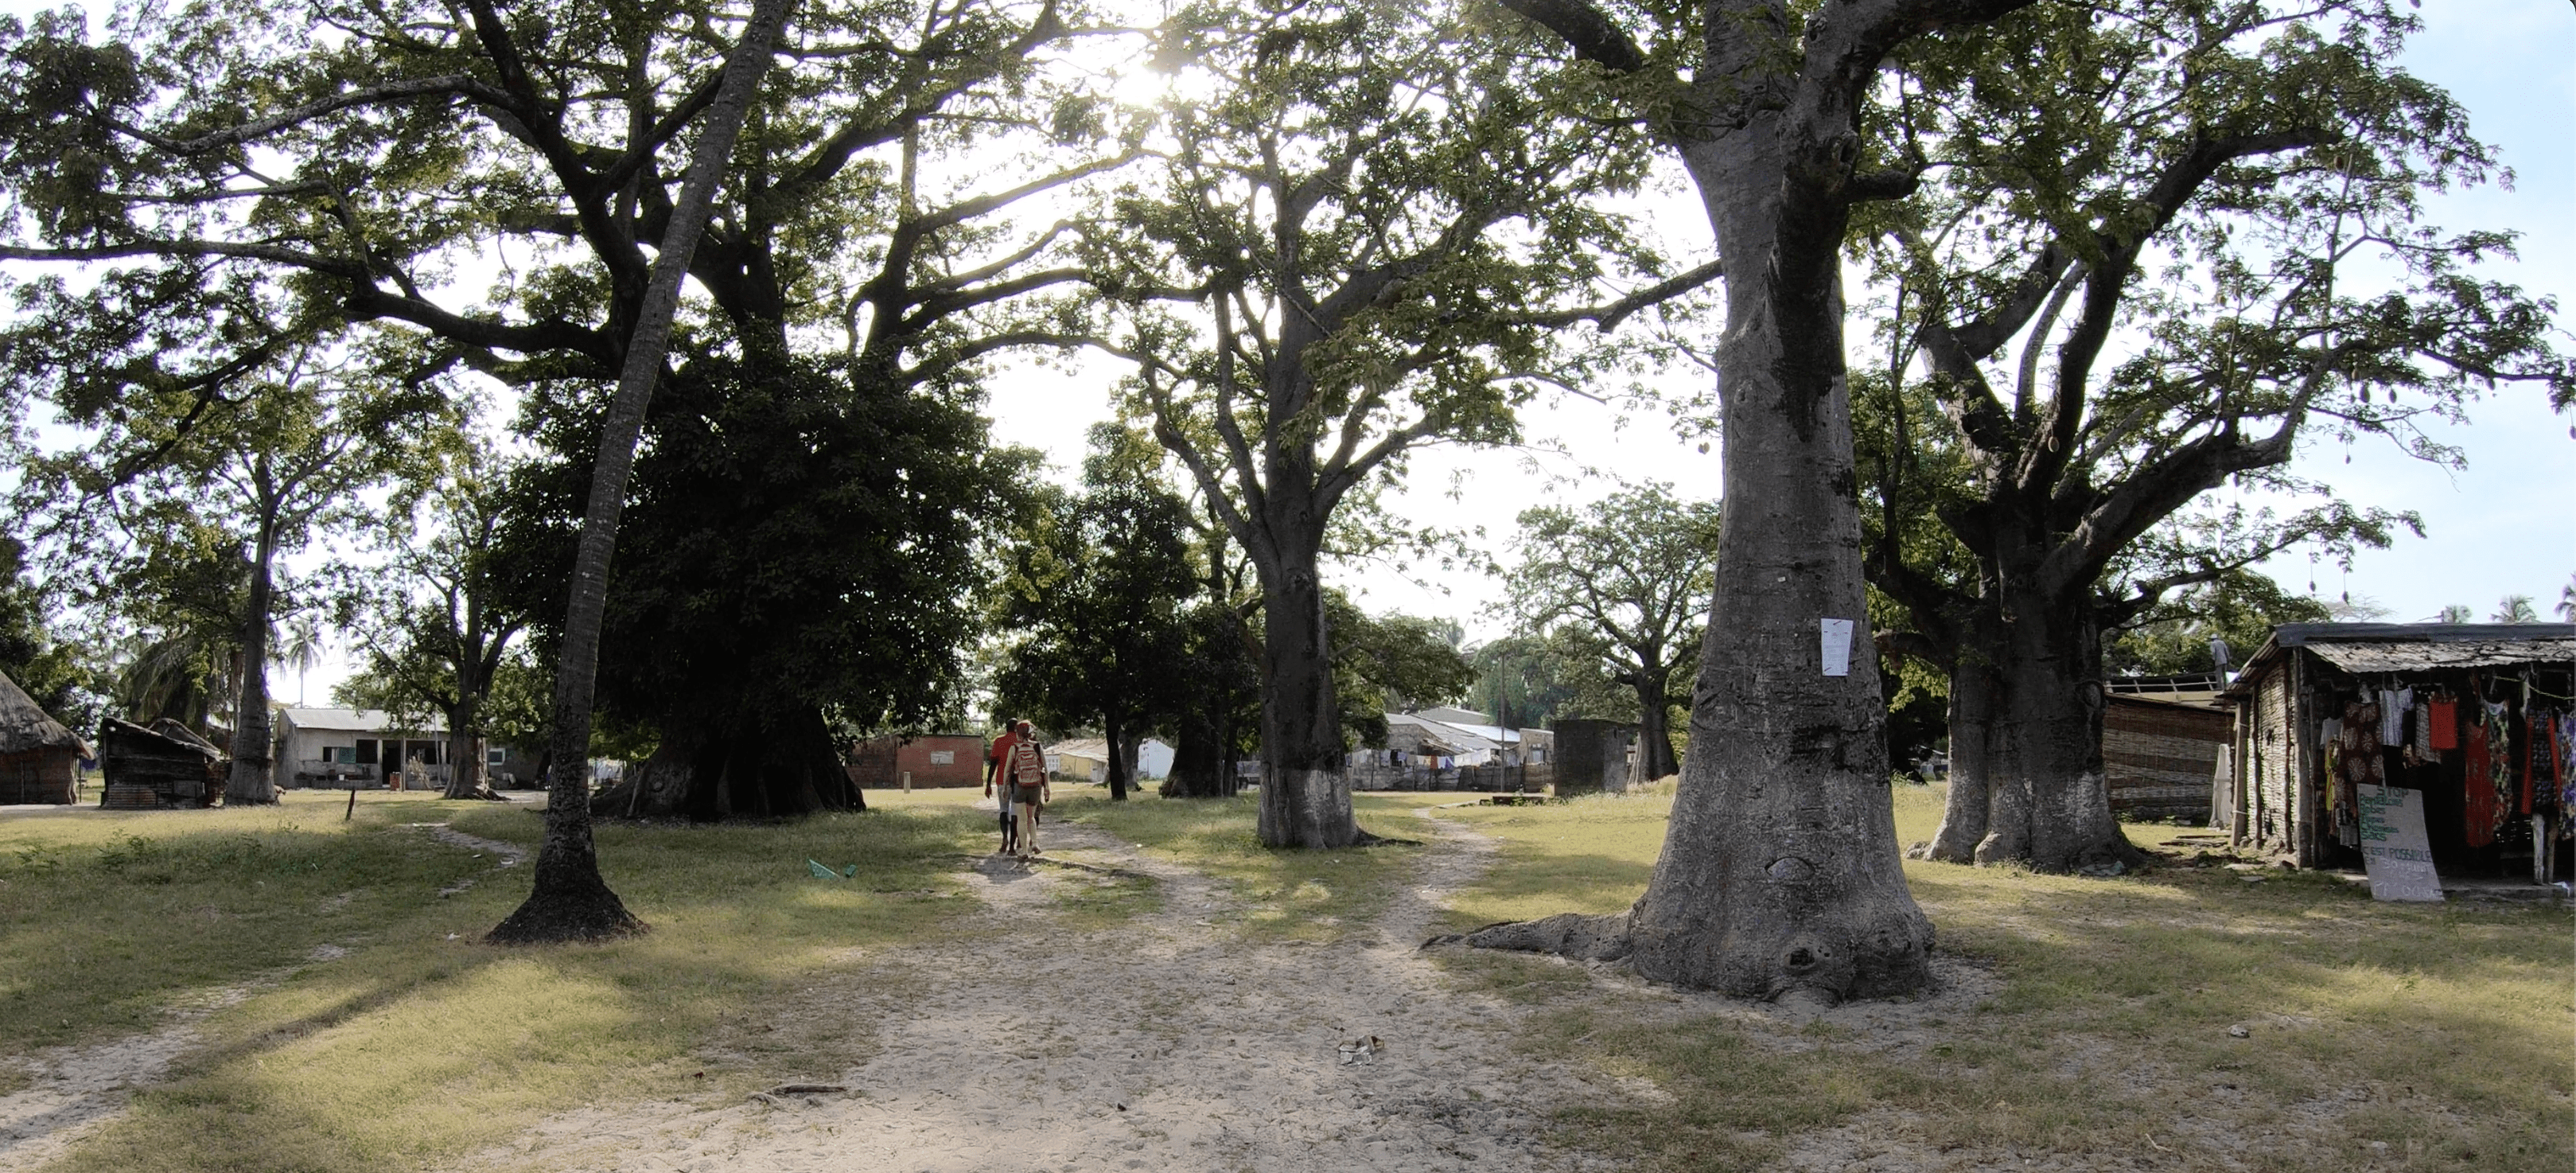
[2436,604,2474,624]
[2490,594,2539,624]
[274,615,325,706]
[2556,575,2574,623]
[116,631,228,729]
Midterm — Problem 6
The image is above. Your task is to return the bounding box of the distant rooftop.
[277,707,449,734]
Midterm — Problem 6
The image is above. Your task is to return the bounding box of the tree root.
[1910,833,2154,876]
[1426,912,1632,961]
[1351,828,1424,848]
[486,887,648,945]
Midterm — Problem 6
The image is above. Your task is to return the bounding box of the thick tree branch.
[1492,0,1647,73]
[102,76,484,154]
[1501,259,1724,332]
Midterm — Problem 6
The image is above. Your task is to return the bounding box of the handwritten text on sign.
[2356,784,2443,902]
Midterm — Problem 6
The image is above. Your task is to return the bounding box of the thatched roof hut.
[0,668,86,805]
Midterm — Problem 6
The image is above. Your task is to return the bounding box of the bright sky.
[9,1,2570,707]
[985,0,2576,637]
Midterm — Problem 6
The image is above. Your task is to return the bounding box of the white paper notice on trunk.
[1819,618,1854,677]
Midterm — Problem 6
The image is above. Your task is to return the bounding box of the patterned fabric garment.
[2555,711,2576,820]
[2559,712,2576,814]
[2321,721,2344,827]
[2464,715,2496,848]
[2527,707,2561,816]
[2481,700,2514,840]
[2411,695,2444,764]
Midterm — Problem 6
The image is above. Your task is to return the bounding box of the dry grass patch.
[3,791,990,1173]
[1434,784,2573,1173]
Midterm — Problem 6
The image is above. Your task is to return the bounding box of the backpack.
[1010,739,1045,785]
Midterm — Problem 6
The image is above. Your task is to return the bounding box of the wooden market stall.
[2220,623,2574,885]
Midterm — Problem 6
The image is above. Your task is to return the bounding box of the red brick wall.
[850,735,990,789]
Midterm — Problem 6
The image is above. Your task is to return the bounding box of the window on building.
[355,739,379,766]
[488,748,507,766]
[331,746,357,765]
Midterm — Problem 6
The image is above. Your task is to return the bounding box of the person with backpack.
[1001,719,1049,858]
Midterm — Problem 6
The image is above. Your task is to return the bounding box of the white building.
[1046,736,1175,781]
[271,707,481,789]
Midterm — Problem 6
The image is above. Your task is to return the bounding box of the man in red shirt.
[985,721,1024,855]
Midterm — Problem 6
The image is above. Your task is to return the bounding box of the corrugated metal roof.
[278,707,448,734]
[1050,738,1111,762]
[2222,623,2576,699]
[2106,691,2229,712]
[2306,638,2576,672]
[2271,622,2574,646]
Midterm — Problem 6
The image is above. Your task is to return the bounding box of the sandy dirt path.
[453,805,1636,1173]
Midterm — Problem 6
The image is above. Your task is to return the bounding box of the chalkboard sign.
[2356,784,2444,902]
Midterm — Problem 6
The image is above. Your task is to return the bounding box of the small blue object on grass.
[806,859,858,880]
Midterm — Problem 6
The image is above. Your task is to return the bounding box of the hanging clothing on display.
[2526,707,2560,816]
[2321,718,2344,832]
[2408,691,2443,766]
[2464,707,2497,848]
[2378,688,2411,746]
[2479,699,2514,843]
[2427,696,2459,750]
[2558,711,2576,815]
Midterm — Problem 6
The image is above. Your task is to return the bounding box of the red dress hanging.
[2464,715,2496,848]
[2427,697,2458,750]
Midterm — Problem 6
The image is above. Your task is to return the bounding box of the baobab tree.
[1849,0,2574,871]
[1504,484,1721,781]
[1461,0,2072,1001]
[0,0,1141,936]
[1085,0,1716,846]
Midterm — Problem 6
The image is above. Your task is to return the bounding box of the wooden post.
[901,770,912,793]
[344,785,358,821]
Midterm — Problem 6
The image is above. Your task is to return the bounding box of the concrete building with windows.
[271,707,469,790]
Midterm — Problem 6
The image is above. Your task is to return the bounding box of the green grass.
[0,790,991,1173]
[1434,784,2576,1173]
[14,782,2565,1172]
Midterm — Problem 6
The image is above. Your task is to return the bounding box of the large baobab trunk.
[1163,705,1234,797]
[1102,714,1132,801]
[443,691,491,801]
[1630,668,1680,781]
[490,0,789,945]
[1600,134,1931,1000]
[1469,0,1974,1001]
[1925,563,2138,871]
[1255,545,1359,847]
[226,526,279,805]
[590,703,859,819]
